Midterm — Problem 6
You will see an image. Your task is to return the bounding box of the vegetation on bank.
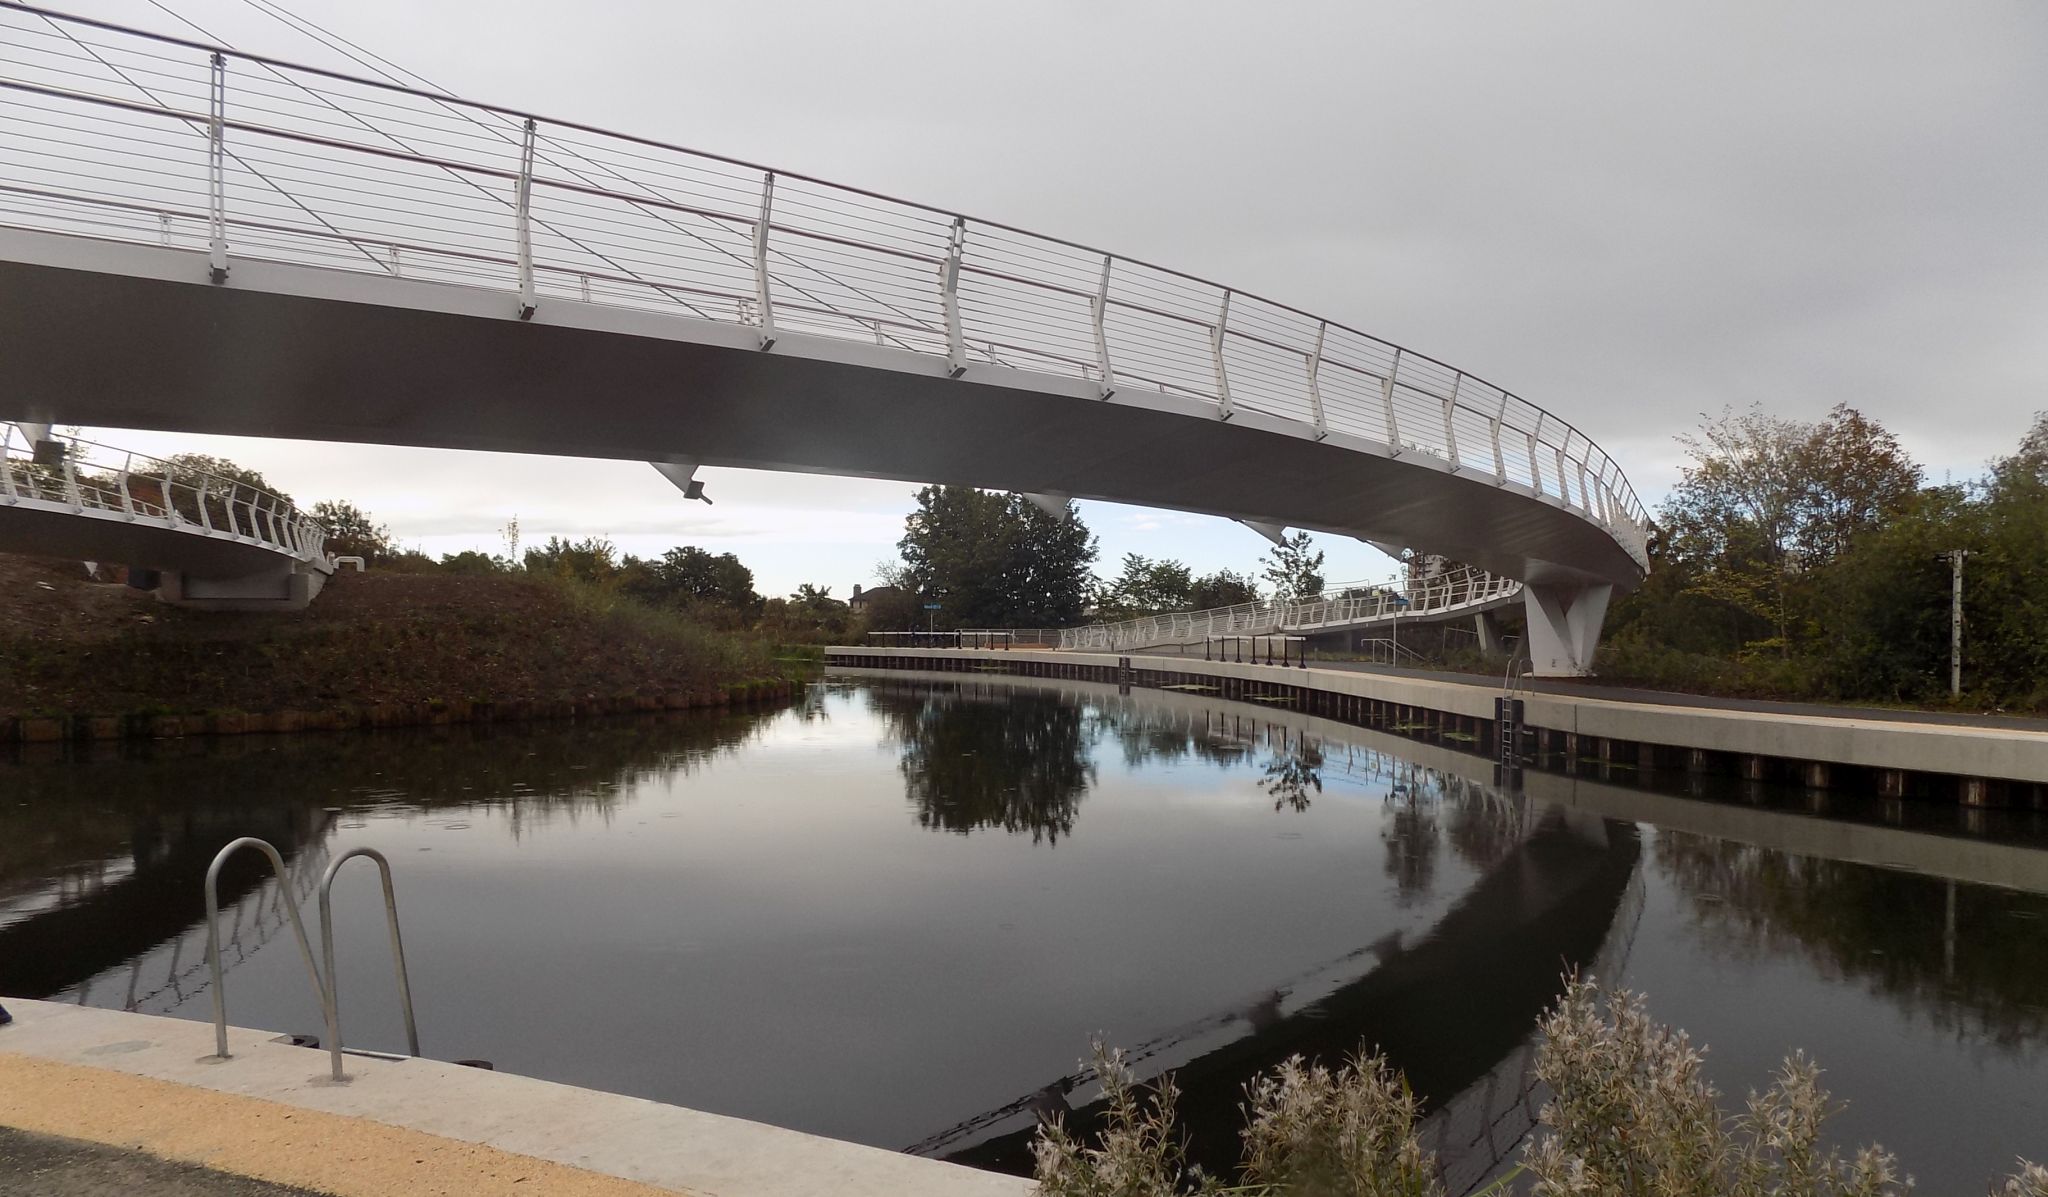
[1601,407,2048,712]
[1032,979,2048,1197]
[0,553,783,721]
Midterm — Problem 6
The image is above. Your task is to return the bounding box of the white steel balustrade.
[0,421,328,566]
[1061,563,1520,652]
[0,3,1648,574]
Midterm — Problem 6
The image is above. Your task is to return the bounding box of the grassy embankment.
[0,553,798,740]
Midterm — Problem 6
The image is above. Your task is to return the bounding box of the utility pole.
[1939,550,1967,699]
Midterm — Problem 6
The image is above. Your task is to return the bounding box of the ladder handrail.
[318,847,422,1082]
[203,836,333,1060]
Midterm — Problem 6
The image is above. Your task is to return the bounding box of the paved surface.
[0,1126,328,1196]
[1135,649,2048,732]
[0,1000,1031,1197]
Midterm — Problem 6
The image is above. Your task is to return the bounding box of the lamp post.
[1937,550,1967,699]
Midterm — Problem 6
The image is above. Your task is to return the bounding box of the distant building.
[848,583,903,614]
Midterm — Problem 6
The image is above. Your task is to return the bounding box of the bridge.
[0,4,1649,673]
[1063,560,1523,653]
[1,420,334,607]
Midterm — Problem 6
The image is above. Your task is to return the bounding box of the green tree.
[1189,569,1259,610]
[1260,531,1325,602]
[311,499,397,563]
[1098,553,1195,617]
[438,549,508,575]
[622,545,760,614]
[523,535,619,584]
[896,487,1098,627]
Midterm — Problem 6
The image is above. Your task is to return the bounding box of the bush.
[1033,981,2044,1196]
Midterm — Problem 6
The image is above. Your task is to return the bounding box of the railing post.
[1212,290,1234,421]
[224,484,240,537]
[0,426,15,503]
[514,117,536,320]
[1491,392,1508,484]
[1556,446,1573,507]
[1442,372,1462,471]
[61,447,81,513]
[117,453,135,520]
[753,172,777,350]
[207,52,228,284]
[1091,255,1116,398]
[1307,321,1328,441]
[941,216,967,377]
[1528,412,1545,496]
[161,466,178,527]
[1381,348,1402,452]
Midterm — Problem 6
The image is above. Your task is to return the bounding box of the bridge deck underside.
[0,244,1641,591]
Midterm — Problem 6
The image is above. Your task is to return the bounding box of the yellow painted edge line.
[0,1053,707,1197]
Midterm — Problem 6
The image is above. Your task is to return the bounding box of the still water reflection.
[1,674,2043,1190]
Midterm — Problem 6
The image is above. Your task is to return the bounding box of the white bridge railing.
[1061,563,1520,652]
[0,4,1646,573]
[1,421,328,563]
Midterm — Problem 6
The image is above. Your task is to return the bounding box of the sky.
[27,0,2048,596]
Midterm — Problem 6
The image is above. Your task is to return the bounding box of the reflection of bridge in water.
[0,799,333,1007]
[880,673,1646,1189]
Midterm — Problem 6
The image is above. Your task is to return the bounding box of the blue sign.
[923,603,942,610]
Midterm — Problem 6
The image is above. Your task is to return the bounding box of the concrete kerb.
[0,1000,1030,1197]
[823,647,2048,792]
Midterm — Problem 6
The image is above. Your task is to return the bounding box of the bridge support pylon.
[1522,581,1613,677]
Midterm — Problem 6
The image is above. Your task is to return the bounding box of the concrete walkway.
[1121,646,2048,733]
[0,999,1031,1197]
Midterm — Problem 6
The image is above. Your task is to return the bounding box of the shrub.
[1033,981,2046,1197]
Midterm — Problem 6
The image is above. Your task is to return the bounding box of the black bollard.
[0,1001,12,1026]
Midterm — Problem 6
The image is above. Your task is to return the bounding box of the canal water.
[2,673,2044,1190]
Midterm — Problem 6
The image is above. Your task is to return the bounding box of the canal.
[2,673,2044,1190]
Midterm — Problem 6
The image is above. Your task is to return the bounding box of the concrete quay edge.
[823,647,2048,785]
[0,999,1032,1197]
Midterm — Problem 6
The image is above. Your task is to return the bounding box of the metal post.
[319,848,421,1082]
[116,454,134,520]
[1212,290,1234,421]
[753,172,777,350]
[1092,255,1116,398]
[1307,321,1328,440]
[1380,349,1402,451]
[514,118,536,320]
[207,53,228,284]
[940,217,968,378]
[1944,549,1967,698]
[204,837,329,1061]
[1491,392,1508,482]
[1442,372,1462,470]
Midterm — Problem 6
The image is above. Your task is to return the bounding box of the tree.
[1661,404,1921,657]
[311,499,396,563]
[1790,403,1922,567]
[622,545,760,614]
[1189,569,1259,610]
[1097,553,1195,618]
[896,487,1098,627]
[524,535,619,584]
[1260,531,1325,602]
[438,549,508,575]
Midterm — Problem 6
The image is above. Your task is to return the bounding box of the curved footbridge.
[1,421,335,608]
[1064,561,1525,653]
[0,6,1644,671]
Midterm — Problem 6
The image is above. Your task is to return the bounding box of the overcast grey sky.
[58,0,2048,593]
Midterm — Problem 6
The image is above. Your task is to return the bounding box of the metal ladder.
[204,837,420,1082]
